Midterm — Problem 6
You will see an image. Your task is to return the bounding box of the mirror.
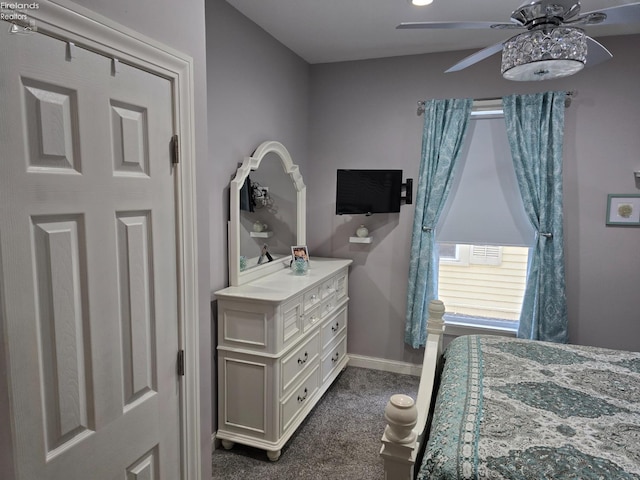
[228,141,306,286]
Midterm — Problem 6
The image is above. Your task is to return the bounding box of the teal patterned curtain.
[405,98,472,348]
[502,92,568,343]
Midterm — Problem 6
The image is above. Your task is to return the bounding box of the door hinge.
[171,134,179,165]
[177,349,185,376]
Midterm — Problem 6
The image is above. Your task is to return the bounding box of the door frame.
[1,1,201,478]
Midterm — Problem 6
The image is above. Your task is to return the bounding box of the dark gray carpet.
[212,366,420,480]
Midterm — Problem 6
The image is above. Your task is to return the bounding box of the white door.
[0,25,181,479]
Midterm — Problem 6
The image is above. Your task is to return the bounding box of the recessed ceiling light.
[411,0,433,6]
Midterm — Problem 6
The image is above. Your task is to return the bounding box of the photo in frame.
[606,194,640,226]
[291,245,309,262]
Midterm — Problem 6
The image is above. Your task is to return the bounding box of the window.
[438,243,529,329]
[436,105,533,333]
[438,242,458,260]
[439,244,503,267]
[438,243,469,266]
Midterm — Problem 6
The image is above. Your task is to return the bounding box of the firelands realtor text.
[1,2,39,21]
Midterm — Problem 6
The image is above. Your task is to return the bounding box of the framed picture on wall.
[606,194,640,226]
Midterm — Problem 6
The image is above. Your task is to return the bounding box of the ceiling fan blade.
[396,21,515,30]
[584,36,613,68]
[445,41,505,73]
[578,2,640,26]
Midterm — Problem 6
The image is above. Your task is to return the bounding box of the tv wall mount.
[364,178,412,216]
[402,179,413,206]
[362,178,412,216]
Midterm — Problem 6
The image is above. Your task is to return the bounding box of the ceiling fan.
[398,0,640,81]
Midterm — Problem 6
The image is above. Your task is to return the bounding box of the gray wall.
[204,0,310,433]
[66,0,212,477]
[307,35,640,361]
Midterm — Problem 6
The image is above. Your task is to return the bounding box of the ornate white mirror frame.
[228,141,306,286]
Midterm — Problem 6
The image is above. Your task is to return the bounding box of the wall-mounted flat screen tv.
[239,175,254,212]
[336,169,402,215]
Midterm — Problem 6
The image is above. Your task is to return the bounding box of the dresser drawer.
[303,303,322,333]
[218,300,275,351]
[334,270,348,301]
[321,335,346,383]
[320,276,336,299]
[280,366,320,435]
[280,332,320,393]
[303,287,321,312]
[321,306,347,351]
[319,295,337,320]
[281,297,303,347]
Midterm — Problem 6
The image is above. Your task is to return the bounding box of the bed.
[380,300,640,480]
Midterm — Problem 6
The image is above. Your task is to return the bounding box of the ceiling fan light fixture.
[410,0,434,6]
[501,27,587,81]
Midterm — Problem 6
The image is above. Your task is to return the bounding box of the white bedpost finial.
[427,299,445,335]
[384,394,418,444]
[428,299,445,318]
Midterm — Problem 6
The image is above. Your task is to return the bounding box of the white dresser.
[215,257,352,460]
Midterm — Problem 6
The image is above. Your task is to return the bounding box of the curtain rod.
[416,90,576,116]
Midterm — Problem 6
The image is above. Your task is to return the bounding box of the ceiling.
[225,0,640,64]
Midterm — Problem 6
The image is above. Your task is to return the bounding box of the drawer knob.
[331,352,340,363]
[297,352,308,365]
[297,387,308,403]
[331,321,340,332]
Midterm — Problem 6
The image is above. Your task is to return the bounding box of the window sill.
[444,314,517,338]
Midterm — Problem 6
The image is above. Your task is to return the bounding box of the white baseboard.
[211,432,218,452]
[348,354,422,376]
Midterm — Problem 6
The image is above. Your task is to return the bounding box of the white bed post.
[380,300,446,480]
[380,394,418,480]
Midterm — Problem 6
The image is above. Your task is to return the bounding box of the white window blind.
[436,113,534,247]
[469,245,502,265]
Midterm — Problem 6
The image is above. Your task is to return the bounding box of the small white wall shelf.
[349,236,372,244]
[250,231,273,238]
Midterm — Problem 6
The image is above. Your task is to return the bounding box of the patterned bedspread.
[418,335,640,480]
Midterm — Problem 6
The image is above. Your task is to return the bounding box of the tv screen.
[239,176,254,212]
[336,169,402,215]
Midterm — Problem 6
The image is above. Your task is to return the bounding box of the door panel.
[116,212,157,411]
[31,214,93,454]
[0,26,180,479]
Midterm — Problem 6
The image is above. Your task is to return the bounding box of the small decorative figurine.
[253,221,268,232]
[356,225,369,238]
